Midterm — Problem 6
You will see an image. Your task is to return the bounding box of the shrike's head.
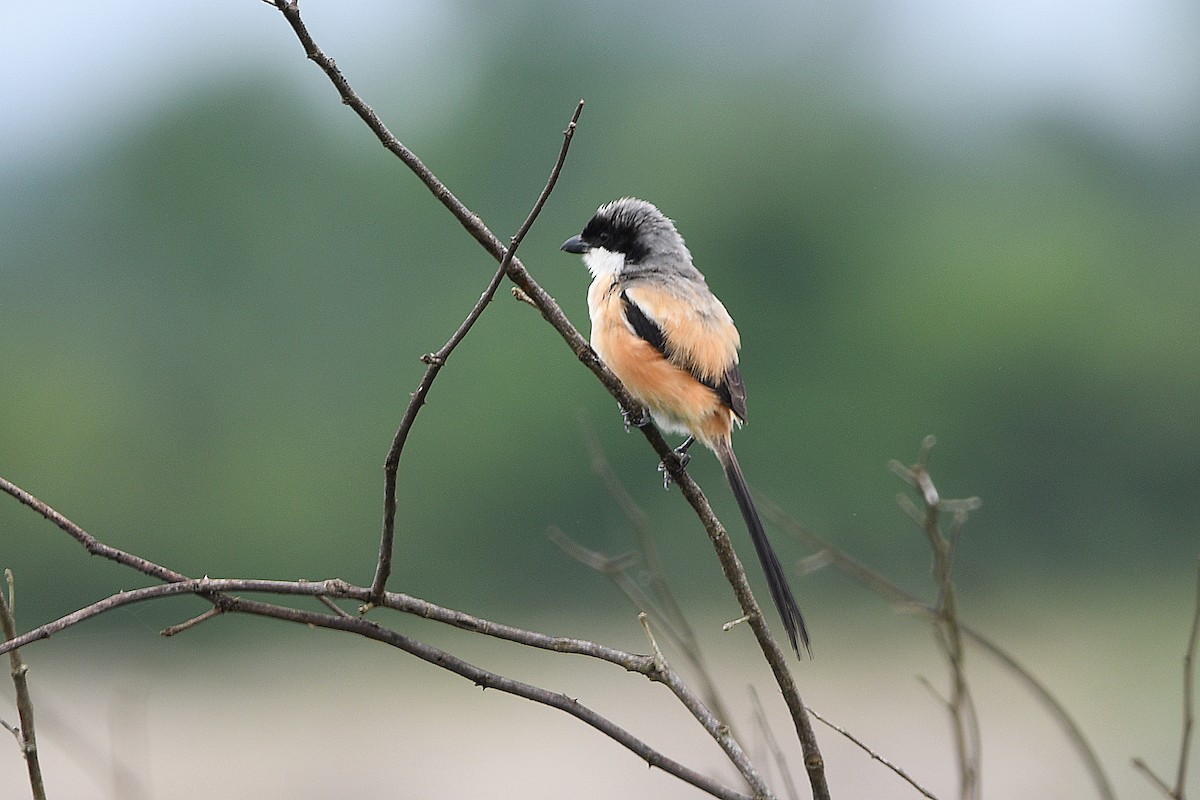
[561,197,694,279]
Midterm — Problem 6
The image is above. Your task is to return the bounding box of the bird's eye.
[598,231,611,245]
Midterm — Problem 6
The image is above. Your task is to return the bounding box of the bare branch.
[0,577,636,670]
[1133,556,1200,800]
[315,594,355,619]
[229,594,757,800]
[808,706,940,800]
[1181,558,1200,796]
[0,476,188,585]
[567,419,744,732]
[638,613,776,798]
[1133,758,1177,799]
[749,687,802,800]
[547,524,701,675]
[0,571,46,800]
[581,417,709,655]
[892,440,980,800]
[0,570,753,800]
[370,99,584,603]
[160,607,224,637]
[657,451,829,796]
[755,492,1118,800]
[0,544,793,800]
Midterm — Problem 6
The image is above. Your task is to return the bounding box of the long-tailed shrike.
[563,197,810,656]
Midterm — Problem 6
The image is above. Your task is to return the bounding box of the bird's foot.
[657,437,696,490]
[621,404,652,432]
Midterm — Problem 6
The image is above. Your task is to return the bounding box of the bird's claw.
[621,405,651,432]
[657,438,695,490]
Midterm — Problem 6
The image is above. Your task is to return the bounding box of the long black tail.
[716,440,811,657]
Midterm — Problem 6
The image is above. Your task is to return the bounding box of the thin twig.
[369,100,584,603]
[1180,558,1200,797]
[1,570,46,800]
[567,418,746,741]
[548,522,741,723]
[160,606,224,637]
[582,416,700,644]
[808,705,941,800]
[264,2,828,792]
[0,477,188,585]
[1133,759,1177,799]
[315,594,355,619]
[1133,556,1200,800]
[891,438,979,800]
[638,614,776,799]
[755,492,1118,800]
[0,473,244,630]
[646,432,828,795]
[750,686,802,800]
[546,526,654,611]
[230,596,755,800]
[580,419,724,658]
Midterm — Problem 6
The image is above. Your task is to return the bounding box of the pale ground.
[0,591,1192,799]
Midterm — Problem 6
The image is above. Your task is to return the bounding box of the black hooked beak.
[561,234,590,254]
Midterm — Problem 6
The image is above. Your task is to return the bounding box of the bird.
[561,197,810,657]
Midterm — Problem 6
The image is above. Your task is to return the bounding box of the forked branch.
[1133,557,1200,799]
[370,100,584,603]
[890,437,981,800]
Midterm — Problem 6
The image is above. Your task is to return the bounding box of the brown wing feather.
[620,286,745,418]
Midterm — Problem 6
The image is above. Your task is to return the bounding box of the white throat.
[581,247,626,279]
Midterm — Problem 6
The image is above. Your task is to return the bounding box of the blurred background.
[1,1,1197,797]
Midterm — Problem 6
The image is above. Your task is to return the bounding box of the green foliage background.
[2,2,1197,645]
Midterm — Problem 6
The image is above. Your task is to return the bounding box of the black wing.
[620,289,669,356]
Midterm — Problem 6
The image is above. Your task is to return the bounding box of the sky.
[3,0,1199,173]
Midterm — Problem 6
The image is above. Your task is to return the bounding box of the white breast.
[582,247,626,279]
